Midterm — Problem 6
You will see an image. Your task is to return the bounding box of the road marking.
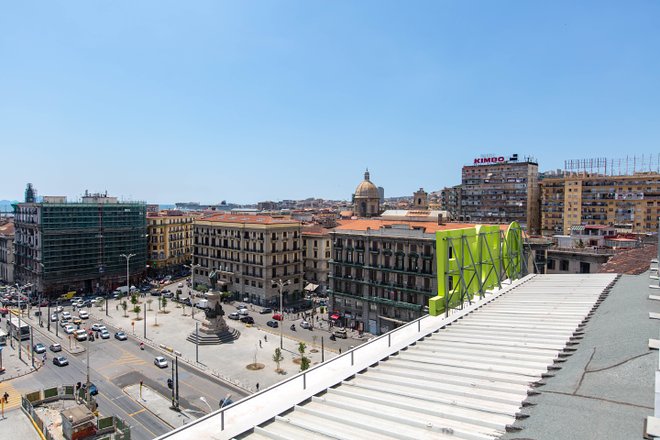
[97,393,159,437]
[0,382,22,412]
[128,408,146,416]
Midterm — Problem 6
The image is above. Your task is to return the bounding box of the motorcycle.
[290,324,296,331]
[139,342,144,350]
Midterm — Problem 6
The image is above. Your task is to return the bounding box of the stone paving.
[88,297,340,393]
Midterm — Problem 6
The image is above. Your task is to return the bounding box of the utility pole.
[143,308,147,339]
[86,335,91,407]
[321,336,324,362]
[29,327,34,368]
[271,278,290,349]
[175,356,180,410]
[170,363,175,408]
[47,304,51,332]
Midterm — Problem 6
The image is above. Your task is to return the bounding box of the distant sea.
[159,204,176,210]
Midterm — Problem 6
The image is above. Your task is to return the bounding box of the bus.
[6,315,30,341]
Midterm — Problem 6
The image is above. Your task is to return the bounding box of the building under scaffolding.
[13,189,147,297]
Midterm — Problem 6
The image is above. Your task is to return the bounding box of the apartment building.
[0,220,14,283]
[329,219,439,335]
[461,155,540,233]
[540,172,660,235]
[192,214,303,306]
[302,225,331,293]
[13,191,147,296]
[147,210,196,273]
[439,185,462,220]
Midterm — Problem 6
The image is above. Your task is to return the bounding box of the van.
[195,299,209,310]
[333,329,348,339]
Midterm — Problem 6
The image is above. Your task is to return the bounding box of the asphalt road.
[13,304,248,440]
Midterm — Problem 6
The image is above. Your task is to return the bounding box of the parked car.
[177,283,183,288]
[50,313,58,322]
[114,331,127,341]
[300,320,312,329]
[150,290,161,296]
[272,313,283,321]
[228,312,240,320]
[61,311,71,320]
[267,320,278,328]
[59,319,71,328]
[72,317,82,325]
[91,323,106,332]
[154,356,168,368]
[100,330,110,339]
[64,324,76,334]
[259,307,273,314]
[49,343,62,352]
[240,316,254,324]
[55,306,64,313]
[238,308,249,316]
[33,343,46,354]
[79,311,89,319]
[53,356,69,366]
[74,329,88,341]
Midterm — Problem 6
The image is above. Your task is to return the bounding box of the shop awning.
[304,283,319,292]
[330,314,340,320]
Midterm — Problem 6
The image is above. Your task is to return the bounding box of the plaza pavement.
[88,297,341,394]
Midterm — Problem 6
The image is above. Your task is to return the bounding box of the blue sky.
[1,1,659,204]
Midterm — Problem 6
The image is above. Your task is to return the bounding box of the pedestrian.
[256,383,259,392]
[264,335,267,342]
[339,348,342,354]
[259,340,262,348]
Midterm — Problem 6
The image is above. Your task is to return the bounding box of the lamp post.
[271,278,290,349]
[120,253,136,299]
[16,283,32,361]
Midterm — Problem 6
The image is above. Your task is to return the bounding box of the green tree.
[133,305,141,319]
[300,356,311,371]
[146,298,153,311]
[130,293,138,307]
[161,296,168,312]
[298,341,306,357]
[272,348,284,372]
[121,301,128,317]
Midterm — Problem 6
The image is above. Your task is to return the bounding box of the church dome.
[354,170,380,199]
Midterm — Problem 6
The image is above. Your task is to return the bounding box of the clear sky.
[1,1,659,204]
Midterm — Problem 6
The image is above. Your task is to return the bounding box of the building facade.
[192,214,303,306]
[352,170,381,217]
[0,221,14,283]
[329,220,438,335]
[540,172,660,235]
[147,211,196,273]
[13,191,147,296]
[439,185,462,220]
[461,156,540,233]
[302,225,331,293]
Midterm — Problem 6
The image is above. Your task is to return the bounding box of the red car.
[272,313,283,321]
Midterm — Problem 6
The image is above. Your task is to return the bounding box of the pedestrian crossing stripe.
[0,382,22,412]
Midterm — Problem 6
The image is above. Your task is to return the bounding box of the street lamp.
[120,253,136,299]
[15,283,32,361]
[271,278,290,349]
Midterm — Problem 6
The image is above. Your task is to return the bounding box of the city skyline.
[2,1,659,204]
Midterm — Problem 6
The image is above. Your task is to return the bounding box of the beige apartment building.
[147,211,196,272]
[192,214,303,306]
[540,172,660,235]
[0,221,14,283]
[302,225,331,293]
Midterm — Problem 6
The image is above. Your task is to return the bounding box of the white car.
[79,311,89,319]
[74,329,87,341]
[154,356,168,368]
[91,323,106,332]
[100,330,110,339]
[61,311,71,320]
[50,313,58,322]
[55,306,64,313]
[300,320,312,329]
[238,308,249,316]
[228,312,240,320]
[64,324,76,334]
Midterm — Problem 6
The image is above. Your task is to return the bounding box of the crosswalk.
[0,382,22,413]
[96,351,147,372]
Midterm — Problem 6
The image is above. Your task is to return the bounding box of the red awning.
[330,314,340,320]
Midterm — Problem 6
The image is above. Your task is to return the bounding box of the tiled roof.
[334,219,506,234]
[0,222,15,236]
[302,224,330,236]
[199,214,300,226]
[599,244,657,275]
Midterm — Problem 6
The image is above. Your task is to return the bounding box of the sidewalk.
[89,300,338,392]
[124,384,197,429]
[0,406,41,440]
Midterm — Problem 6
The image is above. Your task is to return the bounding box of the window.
[546,259,555,270]
[560,260,569,271]
[579,262,590,273]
